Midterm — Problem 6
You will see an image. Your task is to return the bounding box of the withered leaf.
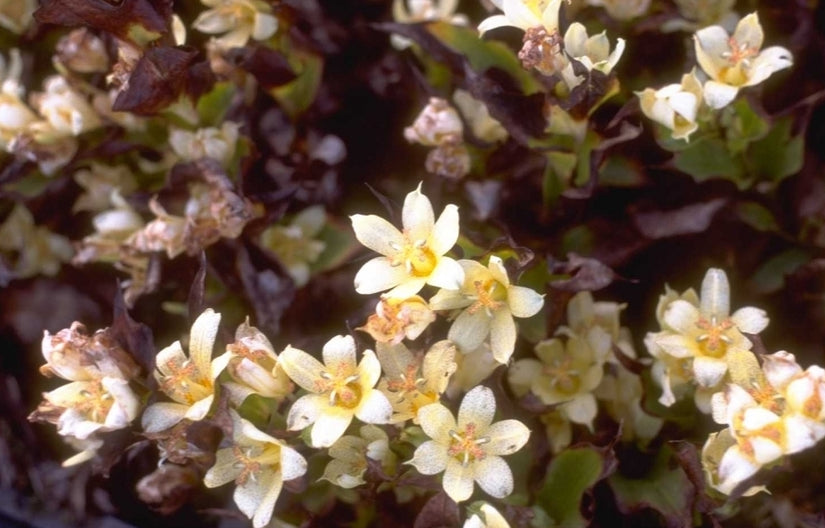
[549,253,620,292]
[233,240,295,338]
[111,283,156,378]
[414,491,460,528]
[35,0,171,44]
[112,46,215,115]
[631,198,727,240]
[225,46,297,90]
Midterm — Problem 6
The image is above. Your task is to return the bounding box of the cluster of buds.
[404,98,471,180]
[29,322,141,465]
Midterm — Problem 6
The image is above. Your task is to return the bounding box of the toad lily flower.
[408,385,530,503]
[142,309,230,433]
[560,22,625,91]
[279,335,392,448]
[193,0,278,49]
[694,12,793,109]
[358,295,435,344]
[429,256,544,363]
[652,268,769,389]
[350,183,464,299]
[204,411,307,528]
[638,70,704,141]
[320,425,396,488]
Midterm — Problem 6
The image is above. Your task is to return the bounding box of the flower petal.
[654,333,699,359]
[429,287,472,311]
[746,46,793,87]
[385,276,429,299]
[403,184,435,242]
[358,349,383,388]
[354,256,408,294]
[662,300,700,334]
[477,14,512,35]
[409,440,449,475]
[473,455,513,498]
[563,394,598,428]
[251,471,283,528]
[429,204,460,256]
[457,385,496,430]
[693,356,728,387]
[418,402,457,443]
[449,308,491,353]
[311,407,353,448]
[730,307,769,335]
[700,268,730,318]
[350,214,404,257]
[322,335,357,372]
[184,394,214,421]
[233,469,276,525]
[354,388,393,424]
[703,80,739,110]
[286,393,324,431]
[141,402,188,433]
[443,457,475,502]
[189,309,220,376]
[279,346,326,392]
[427,256,465,291]
[484,419,530,455]
[508,285,544,318]
[204,447,243,487]
[489,309,516,364]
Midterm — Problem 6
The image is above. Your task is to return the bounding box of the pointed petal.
[384,276,428,299]
[733,13,764,52]
[280,445,308,481]
[311,408,354,447]
[484,419,530,455]
[409,440,449,475]
[355,389,393,424]
[730,307,769,334]
[458,385,496,430]
[286,393,324,431]
[204,447,243,487]
[703,80,739,109]
[655,333,700,358]
[663,300,700,334]
[427,257,465,291]
[403,184,435,242]
[233,469,277,526]
[489,309,516,364]
[563,394,598,427]
[357,349,382,388]
[508,285,544,318]
[563,22,588,57]
[184,395,214,421]
[354,257,407,294]
[429,204,460,255]
[429,287,472,311]
[418,402,456,443]
[473,455,513,498]
[350,214,403,256]
[189,309,220,375]
[477,15,512,35]
[700,268,730,318]
[279,345,326,392]
[251,472,283,528]
[443,458,475,502]
[507,358,542,396]
[141,402,188,433]
[746,46,793,86]
[155,341,187,377]
[694,26,731,79]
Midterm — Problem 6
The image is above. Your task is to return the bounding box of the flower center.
[317,369,363,410]
[467,279,506,316]
[76,381,115,422]
[719,37,759,86]
[694,315,734,358]
[390,237,438,277]
[447,422,490,466]
[232,444,280,486]
[543,357,581,395]
[160,359,212,404]
[386,363,425,402]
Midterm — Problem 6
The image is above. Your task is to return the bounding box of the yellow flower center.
[694,315,734,358]
[543,357,581,395]
[386,363,425,403]
[76,381,115,423]
[467,278,507,316]
[447,422,490,466]
[232,444,281,486]
[160,359,212,405]
[316,368,363,410]
[391,237,438,277]
[719,37,758,86]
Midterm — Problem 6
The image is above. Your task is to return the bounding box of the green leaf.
[425,22,541,95]
[749,248,810,294]
[735,201,780,233]
[673,136,745,184]
[196,81,236,126]
[311,219,359,273]
[723,99,769,153]
[270,50,323,118]
[536,447,604,528]
[608,446,693,527]
[745,116,804,184]
[543,151,577,207]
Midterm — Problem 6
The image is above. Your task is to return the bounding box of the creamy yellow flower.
[320,425,395,488]
[478,0,562,35]
[404,98,464,147]
[279,335,392,448]
[72,162,137,213]
[376,340,457,423]
[560,22,625,91]
[430,256,544,363]
[259,205,326,288]
[464,502,512,528]
[169,122,240,168]
[694,12,793,109]
[215,319,293,406]
[0,50,37,151]
[0,203,73,279]
[652,268,769,389]
[193,0,278,49]
[446,343,499,398]
[392,0,469,49]
[351,183,464,299]
[408,385,530,503]
[142,309,230,433]
[638,70,704,141]
[28,76,102,142]
[359,295,435,344]
[40,321,140,381]
[204,411,306,528]
[509,329,610,428]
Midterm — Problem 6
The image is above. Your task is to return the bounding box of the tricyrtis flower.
[72,162,137,213]
[28,76,102,142]
[40,321,140,381]
[259,206,327,288]
[638,70,704,141]
[358,295,435,344]
[34,377,139,441]
[279,335,392,448]
[652,268,769,389]
[169,122,241,168]
[350,184,464,299]
[561,291,624,343]
[408,385,530,503]
[321,425,395,488]
[430,256,544,363]
[142,309,230,433]
[0,50,38,150]
[694,12,793,109]
[193,0,278,49]
[446,343,499,398]
[560,22,625,91]
[204,411,306,528]
[215,319,293,406]
[464,502,511,528]
[0,203,73,279]
[509,329,610,428]
[376,340,457,423]
[478,0,562,35]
